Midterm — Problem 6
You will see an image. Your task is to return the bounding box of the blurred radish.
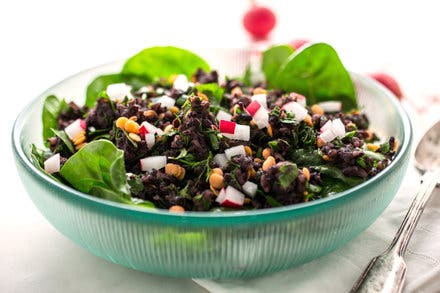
[251,94,268,109]
[64,119,86,140]
[318,101,342,113]
[216,186,245,208]
[216,110,232,121]
[290,39,310,50]
[152,95,175,109]
[282,101,307,121]
[369,72,403,99]
[140,156,167,172]
[242,3,276,40]
[224,145,246,160]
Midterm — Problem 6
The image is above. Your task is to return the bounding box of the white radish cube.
[216,188,227,204]
[213,153,228,168]
[318,101,342,113]
[216,110,232,121]
[64,119,86,140]
[139,121,164,137]
[282,102,308,121]
[139,156,167,172]
[319,128,337,143]
[332,118,346,138]
[152,95,175,110]
[320,120,333,133]
[145,133,156,149]
[242,181,258,197]
[252,107,269,129]
[106,83,133,100]
[44,153,60,174]
[233,124,250,141]
[173,74,190,92]
[251,94,268,109]
[224,145,246,160]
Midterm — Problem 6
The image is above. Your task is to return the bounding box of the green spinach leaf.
[42,95,68,143]
[195,83,224,104]
[122,46,210,81]
[265,43,357,111]
[51,128,75,154]
[262,45,294,83]
[60,140,130,202]
[315,165,364,186]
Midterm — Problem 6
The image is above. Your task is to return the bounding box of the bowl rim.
[12,60,413,226]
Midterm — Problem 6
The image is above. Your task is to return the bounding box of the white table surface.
[2,1,440,292]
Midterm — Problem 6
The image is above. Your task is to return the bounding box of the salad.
[31,44,398,212]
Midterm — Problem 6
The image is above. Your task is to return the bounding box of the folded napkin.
[194,103,440,292]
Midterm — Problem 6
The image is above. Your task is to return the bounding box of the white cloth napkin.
[193,103,440,293]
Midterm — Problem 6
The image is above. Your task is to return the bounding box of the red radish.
[246,100,262,116]
[331,118,346,138]
[173,74,190,92]
[290,39,310,50]
[320,120,333,133]
[318,101,342,113]
[145,133,156,149]
[139,121,164,138]
[106,83,133,100]
[44,153,60,174]
[217,186,245,208]
[369,72,403,99]
[242,181,258,197]
[214,153,228,168]
[282,101,308,121]
[243,5,276,40]
[64,119,86,140]
[216,110,232,121]
[140,156,167,172]
[219,120,236,134]
[224,145,246,160]
[251,94,268,109]
[152,95,175,109]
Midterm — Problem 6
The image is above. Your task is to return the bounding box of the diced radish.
[320,120,333,133]
[220,186,245,208]
[216,110,232,121]
[290,92,307,107]
[251,94,268,109]
[233,124,250,141]
[106,83,133,100]
[216,188,227,204]
[145,133,156,149]
[252,107,269,129]
[214,153,228,168]
[173,74,190,92]
[139,122,164,138]
[319,128,337,143]
[64,119,86,140]
[139,156,167,172]
[331,118,346,138]
[219,120,236,134]
[44,153,60,174]
[224,145,246,160]
[282,101,308,121]
[318,101,342,113]
[152,95,175,109]
[242,181,258,197]
[246,100,262,116]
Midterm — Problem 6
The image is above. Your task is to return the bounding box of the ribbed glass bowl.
[12,49,412,279]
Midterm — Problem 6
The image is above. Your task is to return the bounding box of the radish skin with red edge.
[216,188,227,204]
[140,156,167,172]
[318,101,342,113]
[44,153,60,174]
[139,121,163,138]
[225,145,246,160]
[219,186,245,208]
[246,100,262,116]
[64,119,86,140]
[219,120,236,134]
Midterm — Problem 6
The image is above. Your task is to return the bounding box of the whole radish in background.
[242,1,276,40]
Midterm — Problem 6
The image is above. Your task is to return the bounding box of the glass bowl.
[12,49,412,279]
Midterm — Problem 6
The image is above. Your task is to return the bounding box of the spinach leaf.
[262,45,294,83]
[315,165,364,186]
[122,46,210,81]
[319,177,351,196]
[289,148,323,166]
[266,43,357,111]
[277,162,299,189]
[51,128,75,154]
[195,83,224,104]
[60,140,130,202]
[363,150,385,161]
[42,95,68,143]
[86,73,149,108]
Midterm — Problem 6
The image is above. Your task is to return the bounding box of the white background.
[2,1,440,292]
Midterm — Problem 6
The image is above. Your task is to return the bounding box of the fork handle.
[350,170,439,292]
